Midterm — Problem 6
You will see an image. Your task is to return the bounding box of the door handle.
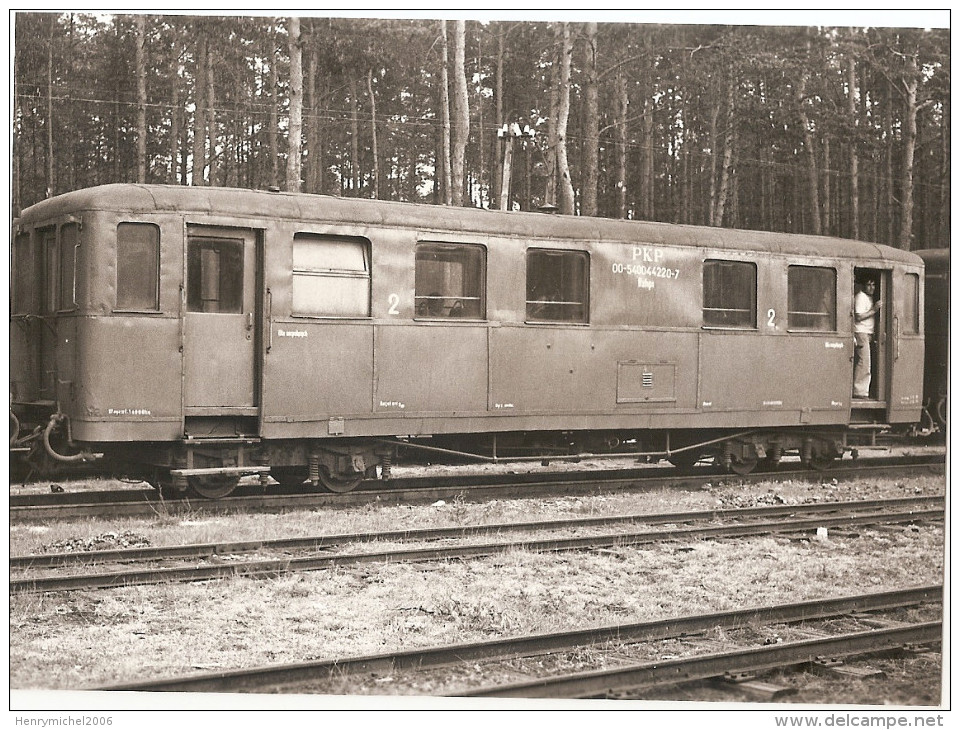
[266,288,273,353]
[246,311,254,331]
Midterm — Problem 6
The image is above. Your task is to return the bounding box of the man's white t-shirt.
[854,291,874,334]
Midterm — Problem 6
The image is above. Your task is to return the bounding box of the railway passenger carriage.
[916,248,949,432]
[10,184,926,497]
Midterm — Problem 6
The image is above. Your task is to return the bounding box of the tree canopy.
[12,13,950,250]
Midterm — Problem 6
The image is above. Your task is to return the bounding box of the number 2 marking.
[767,308,776,327]
[388,293,400,315]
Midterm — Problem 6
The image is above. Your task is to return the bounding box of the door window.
[902,273,920,334]
[187,236,244,313]
[58,223,79,311]
[42,228,57,314]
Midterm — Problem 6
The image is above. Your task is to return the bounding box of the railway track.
[9,453,945,523]
[94,585,941,695]
[464,620,942,700]
[11,495,943,594]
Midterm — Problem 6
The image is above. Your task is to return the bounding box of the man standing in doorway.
[853,279,880,399]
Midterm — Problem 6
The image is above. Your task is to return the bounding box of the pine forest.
[11,13,951,251]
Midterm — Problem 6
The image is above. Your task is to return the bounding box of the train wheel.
[188,475,240,499]
[758,456,781,472]
[728,455,758,475]
[667,451,701,472]
[318,466,363,494]
[936,396,947,430]
[272,467,309,490]
[807,454,837,472]
[147,479,178,498]
[143,470,179,498]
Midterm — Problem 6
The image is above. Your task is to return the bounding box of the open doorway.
[852,267,888,404]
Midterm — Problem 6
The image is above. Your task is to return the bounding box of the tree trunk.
[728,125,740,228]
[640,92,654,219]
[191,31,207,185]
[555,23,575,215]
[450,20,469,206]
[821,138,831,235]
[581,22,599,217]
[898,51,920,250]
[350,78,360,194]
[439,21,453,205]
[884,80,895,245]
[46,21,54,196]
[615,70,628,219]
[476,35,485,207]
[544,31,560,210]
[205,40,217,186]
[268,41,279,189]
[846,52,860,240]
[135,15,147,183]
[305,40,318,193]
[761,147,772,229]
[707,100,719,225]
[492,25,505,209]
[285,17,303,193]
[678,41,693,224]
[169,58,181,184]
[795,71,821,235]
[367,68,380,199]
[712,68,735,227]
[317,76,327,194]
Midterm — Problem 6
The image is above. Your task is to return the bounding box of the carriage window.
[415,243,485,319]
[42,228,58,314]
[903,273,920,334]
[187,236,244,313]
[12,231,38,315]
[703,259,756,328]
[58,223,79,311]
[526,249,589,323]
[788,266,836,331]
[292,233,370,317]
[117,223,160,311]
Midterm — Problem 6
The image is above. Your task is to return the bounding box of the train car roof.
[19,183,923,265]
[914,248,950,272]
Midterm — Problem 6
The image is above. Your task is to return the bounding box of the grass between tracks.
[9,471,946,705]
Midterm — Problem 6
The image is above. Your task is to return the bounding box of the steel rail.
[460,621,943,699]
[14,463,680,506]
[10,506,943,594]
[12,495,944,569]
[12,453,943,508]
[9,456,946,523]
[96,585,941,693]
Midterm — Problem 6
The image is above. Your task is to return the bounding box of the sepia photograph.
[7,9,949,721]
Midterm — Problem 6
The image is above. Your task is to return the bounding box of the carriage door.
[183,226,259,413]
[853,267,890,404]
